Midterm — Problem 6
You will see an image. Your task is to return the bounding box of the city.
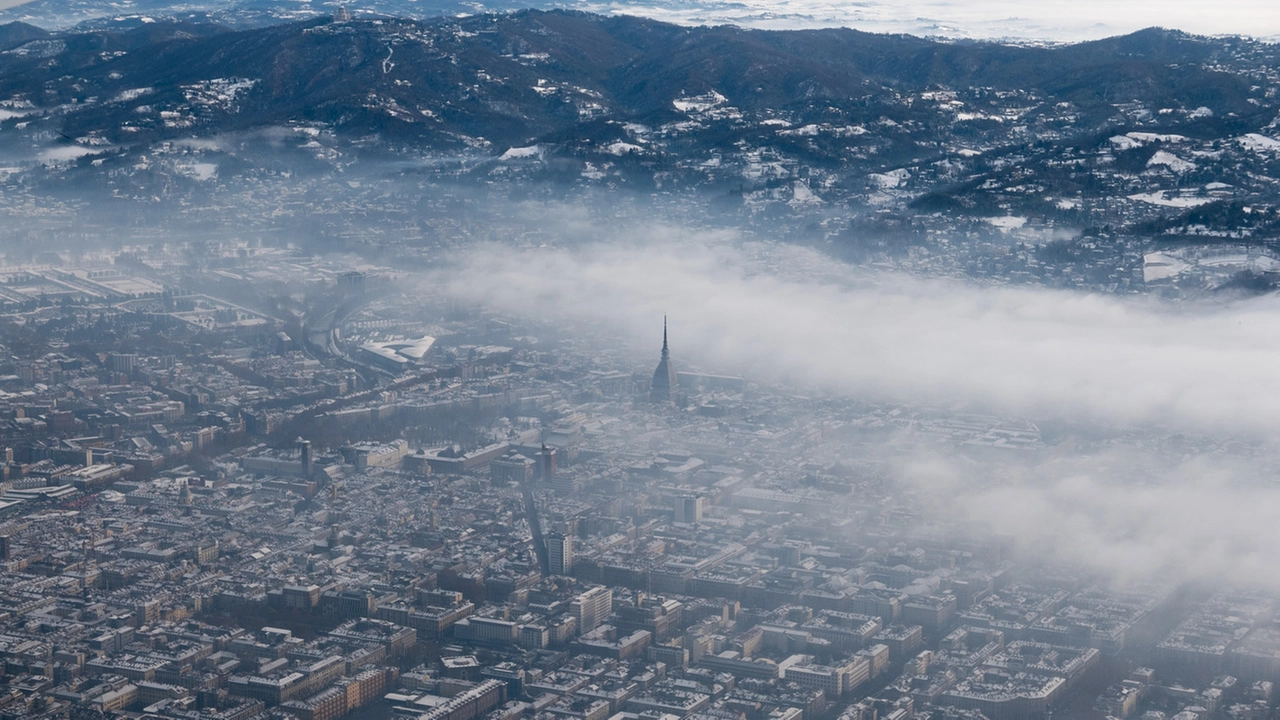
[1,243,1278,720]
[3,3,1280,720]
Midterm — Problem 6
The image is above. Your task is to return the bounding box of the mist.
[4,5,1280,715]
[421,222,1280,591]
[899,449,1280,591]
[436,226,1280,438]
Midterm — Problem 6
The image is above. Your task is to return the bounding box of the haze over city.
[2,2,1280,720]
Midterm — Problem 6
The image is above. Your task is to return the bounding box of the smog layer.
[2,9,1280,720]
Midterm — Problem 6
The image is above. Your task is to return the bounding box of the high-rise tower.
[547,532,574,576]
[571,586,612,633]
[675,494,704,524]
[649,317,679,404]
[298,438,313,478]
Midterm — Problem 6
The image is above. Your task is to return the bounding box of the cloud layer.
[899,450,1280,589]
[438,231,1280,437]
[579,0,1280,41]
[430,225,1280,589]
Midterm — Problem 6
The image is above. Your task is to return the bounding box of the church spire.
[650,316,678,404]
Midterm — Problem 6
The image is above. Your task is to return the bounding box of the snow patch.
[1127,191,1216,208]
[789,181,821,206]
[779,124,822,136]
[3,39,65,58]
[182,78,258,112]
[1109,135,1140,150]
[1143,252,1190,282]
[500,145,542,160]
[1238,133,1280,153]
[867,168,910,189]
[984,216,1027,231]
[673,90,727,113]
[112,87,152,103]
[1146,150,1196,173]
[1126,132,1187,144]
[178,163,218,181]
[1110,132,1187,149]
[604,141,644,155]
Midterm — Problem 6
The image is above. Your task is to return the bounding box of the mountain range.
[1,13,1271,149]
[1,11,1278,254]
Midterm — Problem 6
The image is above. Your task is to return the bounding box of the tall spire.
[650,316,678,404]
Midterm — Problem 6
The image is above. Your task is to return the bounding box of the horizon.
[0,0,1277,42]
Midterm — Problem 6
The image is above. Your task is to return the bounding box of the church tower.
[649,317,679,405]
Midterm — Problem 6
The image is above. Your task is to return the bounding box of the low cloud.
[437,228,1280,437]
[582,0,1280,41]
[898,450,1280,590]
[428,220,1280,589]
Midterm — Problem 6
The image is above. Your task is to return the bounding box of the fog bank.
[438,231,1280,437]
[900,450,1280,589]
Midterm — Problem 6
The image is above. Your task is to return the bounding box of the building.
[107,353,138,374]
[649,318,678,405]
[537,443,557,480]
[491,450,535,485]
[340,270,368,293]
[415,679,506,720]
[940,672,1066,720]
[455,617,519,645]
[299,438,313,478]
[675,494,705,524]
[341,440,408,471]
[572,586,613,633]
[279,585,324,610]
[521,624,550,650]
[576,626,653,661]
[548,532,574,576]
[779,654,871,697]
[358,336,436,371]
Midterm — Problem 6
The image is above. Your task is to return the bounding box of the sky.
[1,0,1276,40]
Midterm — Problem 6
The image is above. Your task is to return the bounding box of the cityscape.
[3,2,1280,720]
[1,241,1279,720]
